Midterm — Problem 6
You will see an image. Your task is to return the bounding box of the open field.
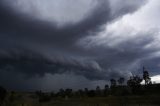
[2,92,160,106]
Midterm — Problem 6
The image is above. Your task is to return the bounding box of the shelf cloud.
[1,0,159,91]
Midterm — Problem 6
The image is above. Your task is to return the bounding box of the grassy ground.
[2,92,160,106]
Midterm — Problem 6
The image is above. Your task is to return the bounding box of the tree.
[96,86,100,91]
[117,77,125,85]
[127,75,143,94]
[104,85,109,90]
[143,67,152,85]
[104,85,109,96]
[96,86,101,96]
[110,79,117,87]
[65,88,73,97]
[127,76,142,87]
[88,90,95,97]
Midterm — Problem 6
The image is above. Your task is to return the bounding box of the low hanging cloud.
[0,48,130,81]
[0,49,102,78]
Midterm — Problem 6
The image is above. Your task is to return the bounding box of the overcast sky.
[0,0,160,91]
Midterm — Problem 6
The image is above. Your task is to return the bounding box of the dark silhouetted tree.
[110,79,117,87]
[110,79,117,95]
[65,88,73,97]
[96,86,100,91]
[127,75,143,94]
[96,86,101,96]
[127,76,142,87]
[117,77,125,85]
[143,67,152,85]
[88,90,95,97]
[104,84,109,96]
[104,85,109,90]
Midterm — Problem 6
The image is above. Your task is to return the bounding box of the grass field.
[3,92,160,106]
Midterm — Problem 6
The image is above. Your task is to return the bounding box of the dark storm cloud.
[0,48,129,81]
[0,0,151,88]
[0,0,146,48]
[78,0,160,79]
[0,49,101,78]
[0,0,110,46]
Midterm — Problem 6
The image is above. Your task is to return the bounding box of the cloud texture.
[0,0,160,90]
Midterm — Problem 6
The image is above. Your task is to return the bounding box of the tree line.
[0,67,159,104]
[34,67,155,102]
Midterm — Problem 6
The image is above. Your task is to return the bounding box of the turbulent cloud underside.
[0,0,160,90]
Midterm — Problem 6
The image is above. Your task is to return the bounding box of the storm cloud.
[1,0,160,91]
